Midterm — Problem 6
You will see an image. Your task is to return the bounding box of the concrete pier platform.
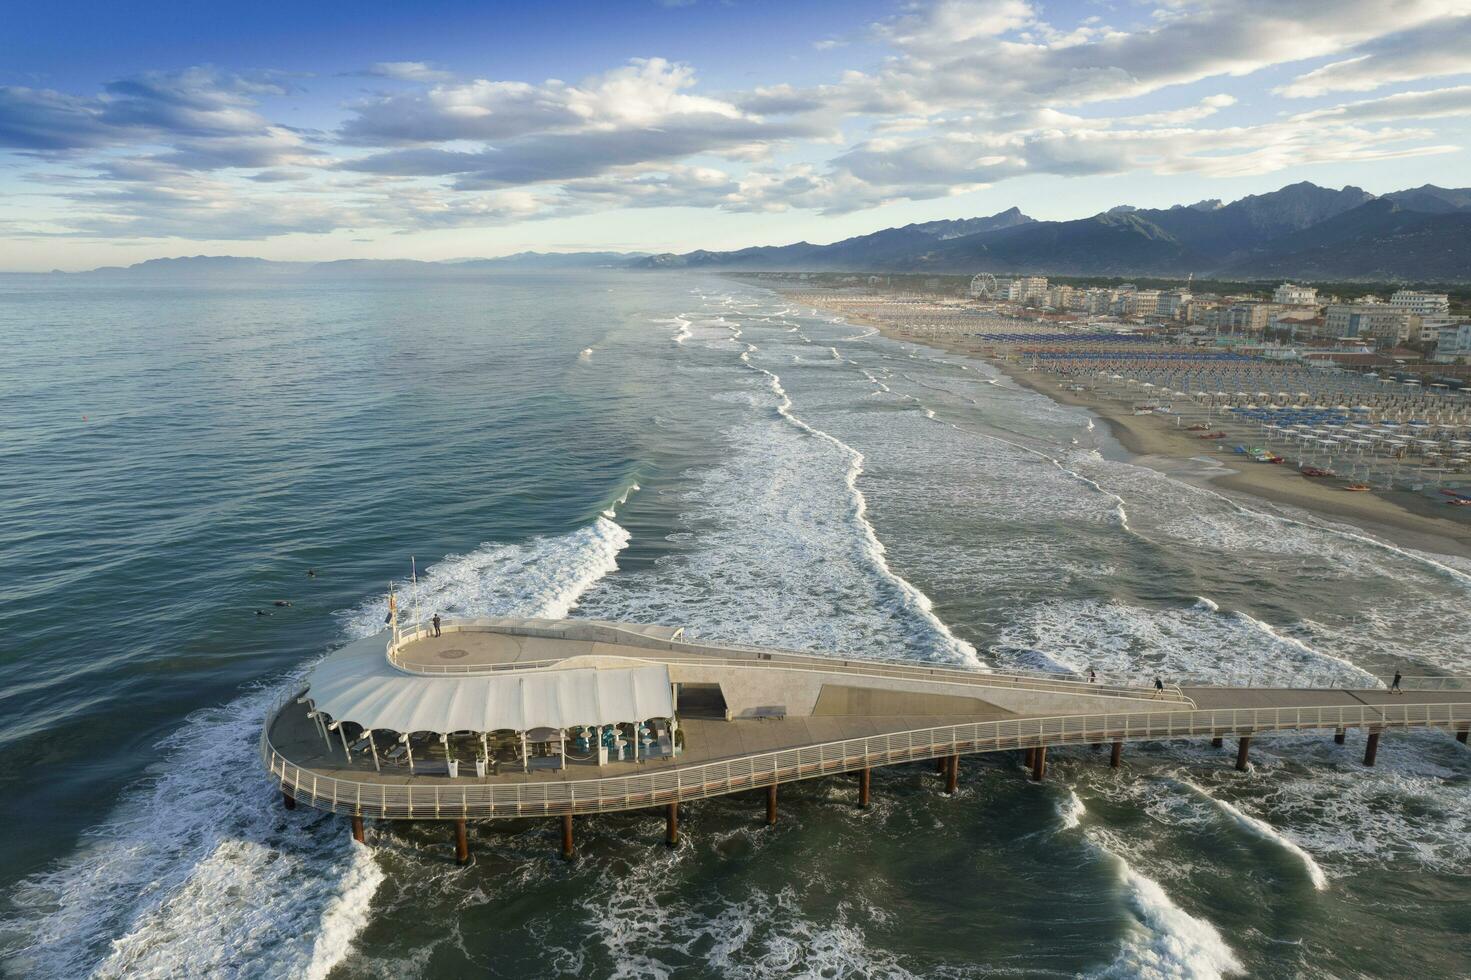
[264,618,1471,824]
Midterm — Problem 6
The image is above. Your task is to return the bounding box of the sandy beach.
[783,289,1471,561]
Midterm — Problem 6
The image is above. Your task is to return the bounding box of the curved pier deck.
[263,618,1471,857]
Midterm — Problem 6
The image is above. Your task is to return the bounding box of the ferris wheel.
[969,272,999,299]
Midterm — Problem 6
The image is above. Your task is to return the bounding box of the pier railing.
[262,689,1471,821]
[384,623,1194,705]
[1382,675,1471,691]
[1168,673,1471,691]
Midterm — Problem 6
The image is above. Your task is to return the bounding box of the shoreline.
[784,290,1471,562]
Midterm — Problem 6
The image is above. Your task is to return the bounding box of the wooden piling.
[1457,730,1468,745]
[1210,737,1223,749]
[1109,740,1122,768]
[455,819,469,865]
[765,784,778,826]
[1334,728,1346,745]
[1235,736,1251,772]
[935,756,947,775]
[665,802,679,846]
[282,791,296,811]
[945,754,959,794]
[1363,731,1381,767]
[351,814,365,844]
[1024,747,1036,769]
[858,767,871,808]
[1030,746,1047,782]
[561,815,575,860]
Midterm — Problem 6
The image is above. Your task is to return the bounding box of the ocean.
[1,271,1468,978]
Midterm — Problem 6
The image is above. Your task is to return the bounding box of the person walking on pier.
[432,613,442,638]
[1088,668,1097,684]
[1391,670,1403,694]
[1153,676,1164,698]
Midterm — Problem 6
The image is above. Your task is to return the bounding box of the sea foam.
[1178,780,1328,890]
[1,495,638,979]
[729,324,979,665]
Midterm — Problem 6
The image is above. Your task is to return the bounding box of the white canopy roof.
[306,636,673,733]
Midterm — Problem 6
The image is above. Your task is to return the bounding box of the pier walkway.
[263,618,1471,859]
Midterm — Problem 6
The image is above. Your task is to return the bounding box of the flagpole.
[411,556,422,635]
[389,582,398,643]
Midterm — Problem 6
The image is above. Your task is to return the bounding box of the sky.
[3,0,1470,271]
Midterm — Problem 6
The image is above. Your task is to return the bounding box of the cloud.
[559,165,739,210]
[338,58,826,187]
[339,58,750,146]
[804,0,1468,117]
[44,171,353,239]
[0,67,289,152]
[1119,94,1237,127]
[343,113,819,187]
[5,0,1471,244]
[363,61,454,83]
[733,105,1457,213]
[0,87,117,150]
[1292,84,1471,123]
[1276,16,1471,97]
[876,0,1037,51]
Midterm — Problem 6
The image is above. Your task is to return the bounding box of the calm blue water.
[1,272,1468,978]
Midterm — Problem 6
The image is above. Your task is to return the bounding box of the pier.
[263,618,1471,861]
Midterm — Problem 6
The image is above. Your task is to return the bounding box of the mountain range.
[53,250,643,277]
[634,182,1471,281]
[36,182,1471,282]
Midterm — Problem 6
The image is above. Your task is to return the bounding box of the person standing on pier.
[1153,677,1164,698]
[432,613,442,638]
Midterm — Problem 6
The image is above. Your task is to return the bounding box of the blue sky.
[3,0,1470,270]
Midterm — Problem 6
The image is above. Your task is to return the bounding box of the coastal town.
[757,272,1471,373]
[761,273,1471,551]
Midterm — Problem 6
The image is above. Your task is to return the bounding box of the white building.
[1045,284,1074,309]
[1434,323,1471,363]
[1156,290,1191,320]
[1325,303,1415,346]
[1006,276,1048,304]
[1390,290,1450,317]
[1076,288,1115,314]
[1416,315,1461,345]
[1272,283,1318,306]
[1122,290,1161,318]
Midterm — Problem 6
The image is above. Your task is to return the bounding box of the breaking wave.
[1,493,639,979]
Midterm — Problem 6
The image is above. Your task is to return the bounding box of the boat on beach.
[1235,445,1285,463]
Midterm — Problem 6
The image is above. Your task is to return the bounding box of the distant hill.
[1381,185,1471,214]
[637,209,1033,270]
[890,210,1190,275]
[1216,199,1471,280]
[65,251,645,277]
[635,181,1471,281]
[451,251,647,269]
[80,255,294,277]
[48,181,1471,282]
